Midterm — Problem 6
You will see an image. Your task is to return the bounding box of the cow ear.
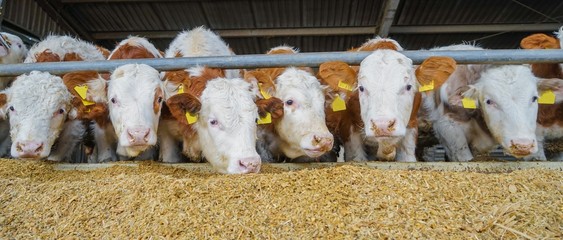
[448,85,479,108]
[256,97,284,120]
[318,61,357,93]
[0,92,8,119]
[416,56,457,91]
[244,70,276,98]
[166,93,201,125]
[520,34,560,49]
[537,78,563,103]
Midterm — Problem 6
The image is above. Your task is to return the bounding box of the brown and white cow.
[424,44,563,161]
[318,38,456,162]
[159,27,241,163]
[0,32,28,157]
[0,35,106,161]
[88,36,164,162]
[520,27,563,160]
[245,46,334,162]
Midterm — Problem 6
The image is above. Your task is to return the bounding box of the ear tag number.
[257,112,272,124]
[74,85,95,106]
[259,83,271,99]
[331,95,347,112]
[177,84,184,94]
[185,111,198,124]
[538,90,555,104]
[419,80,434,92]
[338,80,354,91]
[462,97,477,109]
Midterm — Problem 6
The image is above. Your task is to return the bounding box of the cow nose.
[16,141,44,158]
[238,157,261,174]
[371,118,397,136]
[127,127,151,145]
[312,134,334,151]
[510,138,535,155]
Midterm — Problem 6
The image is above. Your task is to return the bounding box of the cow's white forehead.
[165,26,233,58]
[109,64,161,93]
[478,65,537,91]
[8,71,71,111]
[359,50,414,85]
[275,68,323,99]
[200,78,257,128]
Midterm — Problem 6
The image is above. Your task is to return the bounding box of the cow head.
[62,71,109,125]
[358,50,455,143]
[447,65,563,157]
[0,32,27,64]
[108,64,163,157]
[166,78,261,174]
[0,71,74,159]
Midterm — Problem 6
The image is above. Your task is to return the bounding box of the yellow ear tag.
[185,111,198,124]
[177,84,184,94]
[331,95,347,112]
[419,80,434,92]
[338,80,354,91]
[257,112,272,124]
[462,97,477,109]
[538,90,555,104]
[73,85,95,106]
[258,83,271,99]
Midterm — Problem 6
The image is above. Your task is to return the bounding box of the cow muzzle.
[235,156,261,174]
[302,133,334,158]
[370,118,401,137]
[508,138,537,157]
[126,126,151,146]
[15,141,45,159]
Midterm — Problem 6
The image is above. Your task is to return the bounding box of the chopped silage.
[0,159,561,239]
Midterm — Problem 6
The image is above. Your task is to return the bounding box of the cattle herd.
[0,26,561,174]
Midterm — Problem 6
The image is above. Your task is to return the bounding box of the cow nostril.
[388,119,397,130]
[16,143,23,153]
[143,129,150,141]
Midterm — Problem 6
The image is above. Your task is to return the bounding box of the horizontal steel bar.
[0,49,561,77]
[53,162,563,173]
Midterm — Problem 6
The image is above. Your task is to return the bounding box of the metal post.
[0,49,561,77]
[0,0,5,31]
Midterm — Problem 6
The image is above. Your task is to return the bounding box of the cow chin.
[117,145,150,157]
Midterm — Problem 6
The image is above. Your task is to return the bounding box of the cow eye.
[532,96,538,102]
[157,96,163,103]
[406,84,412,91]
[359,86,364,92]
[255,118,258,123]
[111,98,117,104]
[58,109,65,114]
[209,119,218,126]
[486,99,493,105]
[285,100,293,106]
[8,106,14,112]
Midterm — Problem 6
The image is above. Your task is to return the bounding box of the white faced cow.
[166,77,262,174]
[159,27,240,163]
[318,38,456,162]
[424,44,563,161]
[245,46,334,162]
[520,27,563,160]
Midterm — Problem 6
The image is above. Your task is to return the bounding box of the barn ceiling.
[2,0,562,54]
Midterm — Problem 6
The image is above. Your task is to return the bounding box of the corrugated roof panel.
[153,2,208,30]
[395,0,563,25]
[224,37,262,55]
[4,0,67,38]
[68,3,165,32]
[201,1,255,29]
[252,0,301,28]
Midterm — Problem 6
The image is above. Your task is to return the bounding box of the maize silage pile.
[0,159,561,239]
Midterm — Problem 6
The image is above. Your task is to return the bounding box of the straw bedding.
[0,159,561,239]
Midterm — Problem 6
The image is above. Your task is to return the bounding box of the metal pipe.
[0,49,562,76]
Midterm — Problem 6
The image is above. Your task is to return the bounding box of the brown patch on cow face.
[96,45,111,59]
[62,71,100,92]
[415,56,457,90]
[153,88,164,114]
[35,50,61,62]
[537,103,563,127]
[63,71,109,123]
[325,91,363,143]
[0,93,7,108]
[407,92,422,128]
[256,97,284,120]
[520,33,560,49]
[187,67,225,97]
[163,70,189,85]
[109,44,158,60]
[357,40,400,51]
[267,48,297,55]
[531,64,562,79]
[63,52,84,62]
[245,70,276,96]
